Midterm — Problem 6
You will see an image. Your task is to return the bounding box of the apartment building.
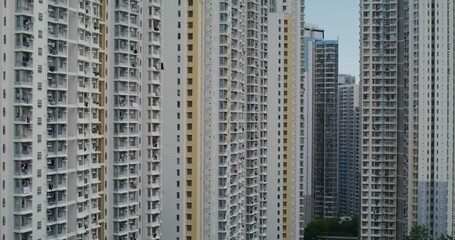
[312,39,339,219]
[360,0,455,239]
[0,0,162,239]
[267,0,307,239]
[161,0,269,239]
[161,0,308,239]
[337,74,360,217]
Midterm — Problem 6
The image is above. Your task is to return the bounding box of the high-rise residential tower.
[337,74,360,217]
[0,0,162,239]
[311,39,339,219]
[161,0,307,239]
[161,0,269,239]
[360,0,455,239]
[267,0,307,238]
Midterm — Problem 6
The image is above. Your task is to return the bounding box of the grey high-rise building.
[311,39,339,219]
[360,0,455,239]
[337,74,360,217]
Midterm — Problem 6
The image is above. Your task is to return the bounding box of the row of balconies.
[114,82,139,95]
[114,39,139,55]
[114,96,139,109]
[114,192,138,207]
[48,6,68,24]
[114,137,139,150]
[47,157,67,173]
[114,26,139,40]
[114,67,139,81]
[114,151,138,165]
[114,124,138,136]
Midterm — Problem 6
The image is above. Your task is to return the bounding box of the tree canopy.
[304,215,359,240]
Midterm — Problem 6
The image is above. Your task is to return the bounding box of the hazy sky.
[306,0,359,78]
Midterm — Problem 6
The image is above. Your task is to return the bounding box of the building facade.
[0,0,162,239]
[311,39,339,219]
[161,0,269,239]
[360,0,455,239]
[160,0,307,239]
[337,74,360,217]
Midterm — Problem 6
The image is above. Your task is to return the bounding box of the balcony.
[48,6,68,23]
[14,197,33,213]
[14,143,32,158]
[15,34,33,51]
[47,125,67,139]
[114,26,129,39]
[48,24,67,40]
[15,16,33,33]
[47,158,67,173]
[49,0,68,7]
[15,70,33,88]
[48,76,67,89]
[14,125,32,141]
[47,142,67,157]
[48,41,67,57]
[13,215,32,232]
[14,179,32,196]
[48,58,68,73]
[15,53,33,69]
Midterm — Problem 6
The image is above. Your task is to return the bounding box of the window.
[188,11,193,17]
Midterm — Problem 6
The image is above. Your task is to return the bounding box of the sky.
[305,0,359,79]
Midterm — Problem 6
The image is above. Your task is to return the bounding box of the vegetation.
[304,215,359,240]
[405,225,454,240]
[438,236,455,240]
[405,225,430,240]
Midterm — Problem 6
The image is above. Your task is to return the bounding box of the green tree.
[437,235,455,240]
[304,219,326,240]
[303,215,359,239]
[405,225,430,240]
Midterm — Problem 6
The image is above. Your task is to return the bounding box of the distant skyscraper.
[360,0,455,239]
[302,24,325,224]
[337,74,360,217]
[311,39,339,219]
